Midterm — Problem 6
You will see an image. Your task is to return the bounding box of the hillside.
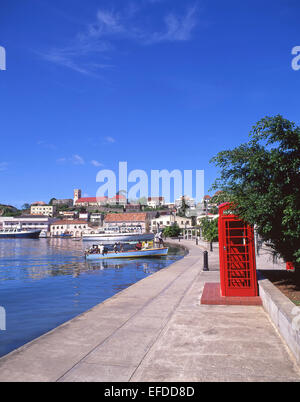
[0,204,21,217]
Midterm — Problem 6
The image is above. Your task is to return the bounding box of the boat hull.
[86,247,168,260]
[0,230,41,239]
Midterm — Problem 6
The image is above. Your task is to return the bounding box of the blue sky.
[1,0,300,207]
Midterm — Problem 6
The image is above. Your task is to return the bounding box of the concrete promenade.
[0,240,299,382]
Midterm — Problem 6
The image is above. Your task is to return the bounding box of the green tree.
[211,115,300,266]
[163,224,181,238]
[177,196,190,217]
[199,217,219,250]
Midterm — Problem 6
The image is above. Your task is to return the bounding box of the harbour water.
[0,238,186,358]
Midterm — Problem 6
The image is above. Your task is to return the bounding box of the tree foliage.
[199,217,219,243]
[163,224,181,238]
[211,115,300,265]
[177,196,190,217]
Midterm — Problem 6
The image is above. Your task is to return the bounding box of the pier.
[0,240,299,382]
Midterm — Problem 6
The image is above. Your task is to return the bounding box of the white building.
[0,215,57,237]
[151,214,192,232]
[73,189,82,206]
[90,213,103,224]
[50,220,90,238]
[197,214,219,226]
[58,211,78,219]
[175,196,196,209]
[147,197,165,208]
[30,205,55,217]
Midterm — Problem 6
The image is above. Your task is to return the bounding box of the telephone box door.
[219,203,258,297]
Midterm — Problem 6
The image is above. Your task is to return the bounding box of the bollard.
[203,251,209,271]
[196,237,198,245]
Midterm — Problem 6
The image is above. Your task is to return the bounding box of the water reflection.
[0,238,185,358]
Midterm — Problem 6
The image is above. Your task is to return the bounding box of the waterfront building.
[30,205,55,217]
[104,213,150,233]
[50,220,90,238]
[151,215,192,232]
[0,215,57,237]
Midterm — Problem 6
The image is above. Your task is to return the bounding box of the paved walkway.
[0,240,299,382]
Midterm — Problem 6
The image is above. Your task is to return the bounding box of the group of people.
[113,242,124,253]
[86,232,165,256]
[86,244,108,255]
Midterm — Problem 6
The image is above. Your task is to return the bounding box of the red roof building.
[76,195,126,206]
[104,213,149,232]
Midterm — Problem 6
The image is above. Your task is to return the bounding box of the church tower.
[73,189,82,206]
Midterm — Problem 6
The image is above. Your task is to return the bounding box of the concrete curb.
[258,273,300,365]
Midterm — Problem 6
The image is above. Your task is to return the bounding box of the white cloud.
[56,157,67,163]
[37,140,57,150]
[91,159,103,167]
[104,136,116,144]
[56,155,85,165]
[40,4,198,75]
[72,154,85,165]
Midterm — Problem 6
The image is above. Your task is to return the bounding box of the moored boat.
[0,229,42,239]
[85,247,169,260]
[82,232,154,243]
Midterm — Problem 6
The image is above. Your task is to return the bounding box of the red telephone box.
[218,203,258,297]
[286,262,295,272]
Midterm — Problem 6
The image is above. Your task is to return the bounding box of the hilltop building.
[52,199,73,207]
[74,189,127,208]
[147,197,165,208]
[30,204,55,217]
[73,189,82,206]
[175,196,196,209]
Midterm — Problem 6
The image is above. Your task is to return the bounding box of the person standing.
[158,231,164,248]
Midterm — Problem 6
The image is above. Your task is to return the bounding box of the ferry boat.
[85,247,168,260]
[82,227,154,243]
[0,228,42,239]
